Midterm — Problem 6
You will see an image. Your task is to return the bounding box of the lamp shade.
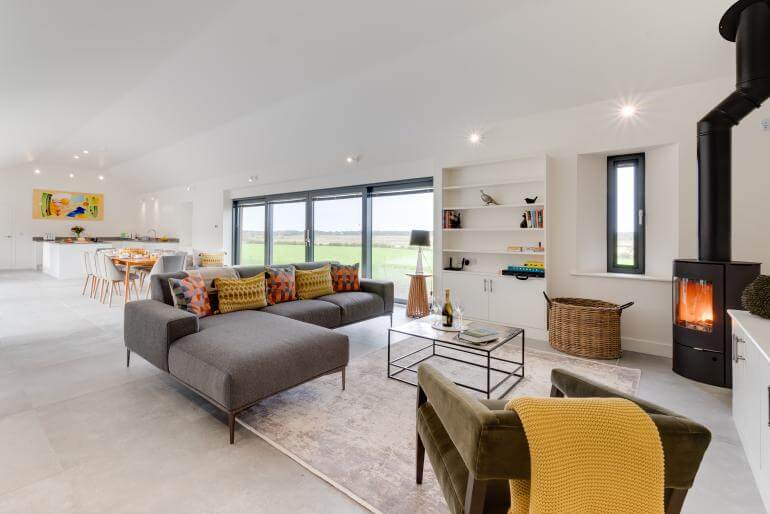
[409,230,431,247]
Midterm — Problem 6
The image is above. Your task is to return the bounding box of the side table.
[406,273,431,318]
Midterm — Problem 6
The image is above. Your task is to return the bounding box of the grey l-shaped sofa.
[124,261,394,443]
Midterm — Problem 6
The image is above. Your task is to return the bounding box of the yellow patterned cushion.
[213,275,267,313]
[199,252,225,267]
[295,265,335,300]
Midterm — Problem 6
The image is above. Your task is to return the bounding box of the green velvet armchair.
[415,364,711,514]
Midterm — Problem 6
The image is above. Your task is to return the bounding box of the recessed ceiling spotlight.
[468,132,483,145]
[185,186,191,192]
[620,104,638,118]
[247,176,258,183]
[150,197,156,201]
[82,150,89,154]
[98,175,104,181]
[73,154,80,159]
[34,168,41,175]
[69,172,75,178]
[346,155,359,164]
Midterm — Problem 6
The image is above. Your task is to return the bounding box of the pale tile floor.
[0,271,764,513]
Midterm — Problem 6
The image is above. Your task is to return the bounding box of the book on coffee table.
[458,326,499,344]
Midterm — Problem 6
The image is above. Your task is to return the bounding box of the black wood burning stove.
[673,260,759,386]
[672,0,767,387]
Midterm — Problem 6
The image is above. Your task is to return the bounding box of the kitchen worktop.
[33,236,180,243]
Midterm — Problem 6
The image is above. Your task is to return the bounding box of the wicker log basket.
[544,293,634,359]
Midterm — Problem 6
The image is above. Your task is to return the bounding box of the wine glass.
[454,301,465,330]
[430,300,442,323]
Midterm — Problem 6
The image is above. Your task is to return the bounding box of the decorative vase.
[742,275,770,319]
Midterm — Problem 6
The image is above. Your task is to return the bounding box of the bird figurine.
[525,196,538,204]
[480,190,499,206]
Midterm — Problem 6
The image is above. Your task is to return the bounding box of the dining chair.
[141,254,186,298]
[91,251,105,300]
[102,254,140,307]
[81,251,94,296]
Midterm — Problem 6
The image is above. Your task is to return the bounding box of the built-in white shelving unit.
[438,154,549,338]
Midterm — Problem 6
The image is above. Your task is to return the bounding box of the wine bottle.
[442,289,453,327]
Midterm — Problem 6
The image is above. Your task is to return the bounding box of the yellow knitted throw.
[504,397,664,514]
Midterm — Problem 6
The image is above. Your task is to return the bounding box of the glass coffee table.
[387,318,525,399]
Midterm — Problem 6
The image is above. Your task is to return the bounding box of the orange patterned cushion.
[265,265,297,305]
[167,275,212,318]
[331,263,360,292]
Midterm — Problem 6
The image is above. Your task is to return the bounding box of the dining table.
[111,255,157,303]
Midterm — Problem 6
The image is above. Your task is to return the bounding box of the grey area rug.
[238,337,641,514]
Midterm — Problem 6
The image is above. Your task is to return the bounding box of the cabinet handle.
[736,337,746,361]
[489,279,493,293]
[483,279,487,292]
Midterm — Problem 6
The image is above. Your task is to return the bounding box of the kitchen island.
[38,238,180,279]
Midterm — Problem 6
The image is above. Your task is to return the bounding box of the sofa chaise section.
[169,310,348,440]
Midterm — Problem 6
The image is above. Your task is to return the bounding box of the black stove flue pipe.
[698,0,770,261]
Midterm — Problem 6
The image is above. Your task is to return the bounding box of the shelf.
[443,248,546,256]
[442,269,546,279]
[443,228,544,232]
[443,203,545,210]
[442,178,544,190]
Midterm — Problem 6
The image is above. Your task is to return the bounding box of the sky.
[241,192,433,232]
[616,164,636,233]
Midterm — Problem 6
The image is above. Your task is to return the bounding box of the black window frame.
[232,177,433,299]
[606,153,645,274]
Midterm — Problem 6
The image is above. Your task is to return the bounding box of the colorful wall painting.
[32,189,104,220]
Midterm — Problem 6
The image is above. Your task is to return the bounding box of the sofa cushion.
[214,275,267,313]
[169,311,348,410]
[261,299,342,328]
[295,265,335,300]
[317,292,384,324]
[331,263,360,292]
[167,275,212,318]
[265,265,297,305]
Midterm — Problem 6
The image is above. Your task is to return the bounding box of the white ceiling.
[2,0,736,191]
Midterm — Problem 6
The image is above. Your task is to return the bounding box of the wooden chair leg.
[416,432,425,484]
[464,473,488,514]
[108,282,115,307]
[81,275,90,296]
[228,412,236,444]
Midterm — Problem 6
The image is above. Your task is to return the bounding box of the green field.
[240,243,433,299]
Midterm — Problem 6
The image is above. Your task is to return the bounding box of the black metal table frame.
[387,327,525,399]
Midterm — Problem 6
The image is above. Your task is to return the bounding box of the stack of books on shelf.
[502,261,545,278]
[458,326,500,344]
[523,208,544,228]
[443,210,462,229]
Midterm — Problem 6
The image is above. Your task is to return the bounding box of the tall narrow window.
[607,153,645,274]
[238,203,266,265]
[312,193,362,264]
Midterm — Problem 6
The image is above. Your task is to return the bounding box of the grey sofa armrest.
[124,300,199,371]
[360,279,394,314]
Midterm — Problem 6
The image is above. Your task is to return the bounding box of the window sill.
[570,271,671,283]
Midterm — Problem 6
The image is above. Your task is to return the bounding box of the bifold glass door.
[232,178,433,301]
[237,203,265,265]
[270,199,308,264]
[312,194,362,265]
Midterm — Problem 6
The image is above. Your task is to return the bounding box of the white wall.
[0,164,142,269]
[133,76,770,356]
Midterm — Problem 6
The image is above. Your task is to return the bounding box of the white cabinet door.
[759,353,770,506]
[733,326,750,447]
[442,273,488,321]
[488,276,546,329]
[0,204,13,269]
